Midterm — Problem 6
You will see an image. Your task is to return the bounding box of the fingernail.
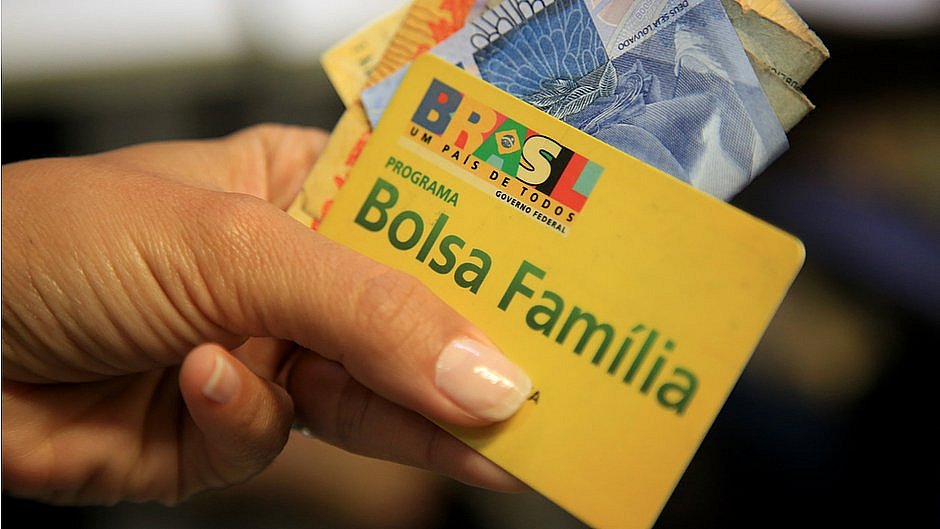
[202,351,240,404]
[435,338,532,422]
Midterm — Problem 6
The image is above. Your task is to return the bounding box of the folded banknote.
[361,0,555,126]
[361,0,788,200]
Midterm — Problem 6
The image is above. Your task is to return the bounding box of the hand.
[1,124,531,505]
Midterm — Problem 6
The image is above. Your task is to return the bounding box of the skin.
[1,123,525,506]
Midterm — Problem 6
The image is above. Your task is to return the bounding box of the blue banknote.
[474,0,788,199]
[360,0,657,126]
[361,0,788,200]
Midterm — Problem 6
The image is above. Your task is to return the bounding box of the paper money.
[297,0,824,224]
[749,53,814,132]
[720,0,827,131]
[360,0,755,125]
[361,0,826,129]
[321,6,408,107]
[365,0,496,88]
[361,0,559,126]
[366,0,788,200]
[721,0,829,91]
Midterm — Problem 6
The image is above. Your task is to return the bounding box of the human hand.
[1,124,531,505]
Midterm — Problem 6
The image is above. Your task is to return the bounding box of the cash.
[721,0,828,131]
[747,51,815,132]
[469,0,789,200]
[289,0,827,223]
[360,0,559,129]
[364,0,496,87]
[722,0,829,90]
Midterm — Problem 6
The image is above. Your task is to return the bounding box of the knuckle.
[354,269,440,357]
[180,193,278,331]
[192,192,272,252]
[225,123,285,155]
[189,192,287,285]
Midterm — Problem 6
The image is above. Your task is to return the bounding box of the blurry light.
[232,0,410,63]
[789,0,940,34]
[1,0,245,79]
[0,1,410,81]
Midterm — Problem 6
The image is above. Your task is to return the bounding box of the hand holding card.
[317,55,805,529]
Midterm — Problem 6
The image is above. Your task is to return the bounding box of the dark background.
[3,3,938,528]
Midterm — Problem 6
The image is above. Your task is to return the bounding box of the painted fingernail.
[435,338,532,421]
[202,351,240,404]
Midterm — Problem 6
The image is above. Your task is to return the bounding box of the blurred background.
[2,0,938,528]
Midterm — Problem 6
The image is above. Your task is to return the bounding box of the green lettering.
[641,357,667,394]
[436,185,451,202]
[624,330,658,383]
[429,235,463,274]
[498,260,544,311]
[556,307,614,361]
[641,340,674,394]
[416,213,448,263]
[526,291,564,336]
[387,211,424,250]
[454,249,492,294]
[657,367,698,415]
[354,178,398,231]
[608,324,646,375]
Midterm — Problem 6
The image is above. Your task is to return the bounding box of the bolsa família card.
[316,54,805,529]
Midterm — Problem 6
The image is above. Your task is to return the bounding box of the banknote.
[722,0,824,131]
[359,0,782,125]
[721,0,829,92]
[360,0,826,128]
[361,0,559,126]
[749,53,814,132]
[364,0,788,200]
[365,0,496,88]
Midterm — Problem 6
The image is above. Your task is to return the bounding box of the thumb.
[185,195,532,428]
[179,343,294,488]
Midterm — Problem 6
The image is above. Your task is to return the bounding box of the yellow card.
[318,55,805,529]
[287,105,372,229]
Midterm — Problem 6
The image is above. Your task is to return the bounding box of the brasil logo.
[409,78,603,235]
